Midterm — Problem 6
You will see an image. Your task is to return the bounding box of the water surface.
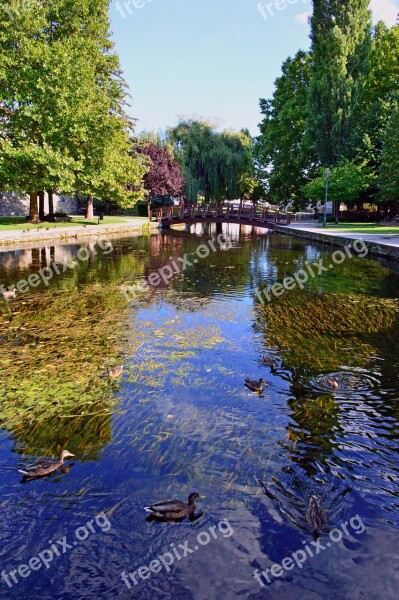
[0,226,398,599]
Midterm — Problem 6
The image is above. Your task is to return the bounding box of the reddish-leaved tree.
[137,143,185,199]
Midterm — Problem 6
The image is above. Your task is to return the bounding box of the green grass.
[0,215,148,231]
[325,222,399,235]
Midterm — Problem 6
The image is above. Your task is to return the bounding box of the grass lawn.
[0,215,147,231]
[324,223,399,235]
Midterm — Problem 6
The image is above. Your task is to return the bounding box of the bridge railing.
[149,203,291,225]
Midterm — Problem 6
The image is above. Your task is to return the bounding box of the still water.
[0,226,398,600]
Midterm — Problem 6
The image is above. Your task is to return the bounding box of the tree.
[379,107,399,214]
[355,22,399,207]
[0,1,147,221]
[257,51,316,210]
[168,119,253,202]
[308,0,372,172]
[136,142,185,200]
[303,160,376,205]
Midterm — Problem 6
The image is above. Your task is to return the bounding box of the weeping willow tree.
[168,119,253,202]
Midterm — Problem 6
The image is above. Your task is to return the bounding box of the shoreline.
[274,223,399,262]
[0,219,158,248]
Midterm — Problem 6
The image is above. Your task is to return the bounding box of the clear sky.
[109,0,399,136]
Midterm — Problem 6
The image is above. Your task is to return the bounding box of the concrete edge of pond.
[0,219,159,248]
[274,224,399,263]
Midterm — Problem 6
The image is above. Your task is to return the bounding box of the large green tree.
[308,0,372,168]
[257,51,316,210]
[0,1,147,221]
[379,106,399,212]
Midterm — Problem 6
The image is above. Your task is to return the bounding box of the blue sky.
[109,0,399,136]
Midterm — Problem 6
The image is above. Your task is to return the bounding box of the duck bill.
[198,495,206,499]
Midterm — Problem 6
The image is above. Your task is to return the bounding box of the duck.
[144,492,205,520]
[306,495,327,537]
[2,289,16,301]
[262,355,276,368]
[326,377,340,390]
[244,377,268,393]
[108,365,124,381]
[18,449,75,479]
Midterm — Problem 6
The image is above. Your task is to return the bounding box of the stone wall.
[274,225,399,262]
[0,192,78,217]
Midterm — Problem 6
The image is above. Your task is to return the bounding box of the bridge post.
[238,199,243,220]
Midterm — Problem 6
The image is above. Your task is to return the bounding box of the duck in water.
[144,492,205,520]
[107,365,124,382]
[326,377,340,390]
[244,378,268,393]
[18,450,75,480]
[306,495,327,538]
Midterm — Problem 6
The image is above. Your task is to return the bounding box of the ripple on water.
[311,368,381,396]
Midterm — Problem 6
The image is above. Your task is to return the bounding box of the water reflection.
[0,226,399,599]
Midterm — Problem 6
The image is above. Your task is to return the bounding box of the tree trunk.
[29,192,39,222]
[333,200,340,222]
[38,191,45,220]
[48,190,54,216]
[85,194,94,220]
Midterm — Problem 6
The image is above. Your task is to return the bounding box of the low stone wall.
[274,225,399,262]
[0,192,78,217]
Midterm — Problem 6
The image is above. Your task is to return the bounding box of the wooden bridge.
[149,203,291,229]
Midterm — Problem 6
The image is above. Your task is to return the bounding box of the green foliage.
[308,0,372,165]
[303,160,376,203]
[379,107,399,205]
[257,51,316,209]
[168,119,253,202]
[0,0,147,210]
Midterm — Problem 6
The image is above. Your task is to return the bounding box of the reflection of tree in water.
[11,412,112,459]
[282,392,343,476]
[257,291,399,372]
[0,274,130,456]
[255,289,399,527]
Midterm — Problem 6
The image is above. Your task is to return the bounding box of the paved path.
[284,223,399,249]
[0,218,157,247]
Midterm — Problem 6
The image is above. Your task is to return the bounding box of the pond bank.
[0,217,157,247]
[275,223,399,262]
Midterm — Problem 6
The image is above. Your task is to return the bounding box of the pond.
[0,225,398,600]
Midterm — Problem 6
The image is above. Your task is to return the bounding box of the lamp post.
[323,169,331,227]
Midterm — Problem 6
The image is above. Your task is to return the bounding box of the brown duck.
[326,377,340,390]
[245,378,268,393]
[144,492,205,520]
[306,495,327,537]
[108,365,124,381]
[18,450,75,479]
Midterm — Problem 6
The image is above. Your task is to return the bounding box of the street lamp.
[323,168,331,227]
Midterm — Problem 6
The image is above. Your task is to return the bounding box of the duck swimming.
[144,492,205,520]
[244,378,268,393]
[108,365,124,381]
[326,377,340,390]
[18,449,75,479]
[306,495,327,537]
[262,355,276,368]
